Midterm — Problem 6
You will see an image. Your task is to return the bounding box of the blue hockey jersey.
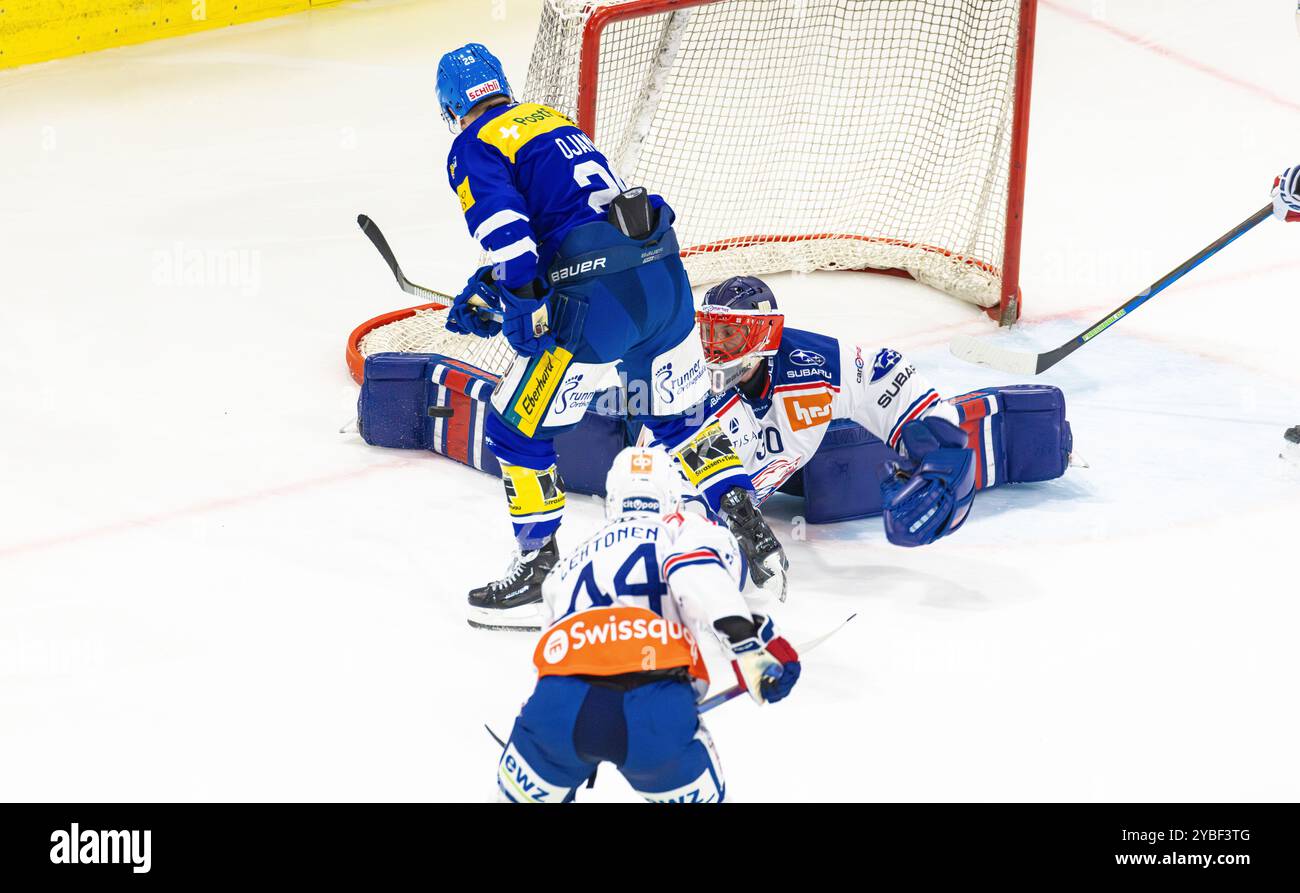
[446,102,628,289]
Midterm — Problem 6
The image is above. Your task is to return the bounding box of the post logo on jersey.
[871,348,903,383]
[784,392,833,431]
[478,103,578,162]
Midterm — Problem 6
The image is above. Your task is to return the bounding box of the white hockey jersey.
[698,327,959,503]
[535,511,756,690]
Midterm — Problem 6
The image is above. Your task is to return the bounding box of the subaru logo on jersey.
[466,78,502,102]
[789,349,825,367]
[870,348,903,383]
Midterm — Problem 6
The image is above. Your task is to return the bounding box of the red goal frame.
[574,0,1038,325]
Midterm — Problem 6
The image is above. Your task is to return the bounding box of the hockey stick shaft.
[697,613,857,714]
[355,213,505,323]
[951,203,1274,375]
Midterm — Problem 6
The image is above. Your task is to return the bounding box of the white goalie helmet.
[604,445,683,521]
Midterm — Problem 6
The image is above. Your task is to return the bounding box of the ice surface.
[1,0,1298,801]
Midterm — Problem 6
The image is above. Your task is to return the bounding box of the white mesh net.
[526,0,1025,308]
[357,306,516,377]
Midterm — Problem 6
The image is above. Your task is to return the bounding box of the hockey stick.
[355,213,505,323]
[949,203,1275,376]
[697,613,857,714]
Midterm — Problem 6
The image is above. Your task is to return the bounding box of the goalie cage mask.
[696,305,784,393]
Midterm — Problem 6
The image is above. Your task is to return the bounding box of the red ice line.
[0,457,416,561]
[1041,0,1300,115]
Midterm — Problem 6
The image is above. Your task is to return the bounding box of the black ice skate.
[466,538,560,631]
[719,486,789,601]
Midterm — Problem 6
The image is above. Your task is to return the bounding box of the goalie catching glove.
[715,614,801,705]
[1273,166,1300,223]
[880,416,976,548]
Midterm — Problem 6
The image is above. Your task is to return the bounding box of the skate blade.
[466,618,542,632]
[1282,438,1300,467]
[466,603,544,632]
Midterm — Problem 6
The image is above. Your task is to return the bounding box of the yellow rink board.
[0,0,344,69]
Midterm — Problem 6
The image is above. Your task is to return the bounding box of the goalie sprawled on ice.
[692,276,1074,560]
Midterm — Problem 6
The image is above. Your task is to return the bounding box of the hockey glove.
[716,614,801,705]
[445,265,503,338]
[503,283,556,357]
[1273,166,1300,223]
[880,416,976,548]
[718,486,788,595]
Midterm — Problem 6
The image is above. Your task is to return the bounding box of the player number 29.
[572,160,627,215]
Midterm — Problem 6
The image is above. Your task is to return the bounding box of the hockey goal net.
[348,0,1036,383]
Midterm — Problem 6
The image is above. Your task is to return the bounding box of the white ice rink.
[2,0,1298,802]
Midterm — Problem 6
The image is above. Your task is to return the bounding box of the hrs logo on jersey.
[870,348,903,383]
[784,392,833,431]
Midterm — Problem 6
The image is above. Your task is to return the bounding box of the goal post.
[526,0,1038,324]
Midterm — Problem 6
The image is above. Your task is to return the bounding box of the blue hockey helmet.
[702,275,778,312]
[436,43,512,129]
[697,276,783,393]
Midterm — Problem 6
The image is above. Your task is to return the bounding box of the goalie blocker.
[354,353,1071,521]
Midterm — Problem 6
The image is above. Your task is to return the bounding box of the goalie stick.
[355,213,505,324]
[950,203,1275,375]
